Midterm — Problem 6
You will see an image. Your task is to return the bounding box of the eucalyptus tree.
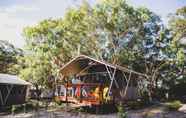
[0,40,23,74]
[21,0,150,87]
[20,0,184,101]
[160,6,186,98]
[20,3,98,88]
[91,0,184,100]
[169,6,186,42]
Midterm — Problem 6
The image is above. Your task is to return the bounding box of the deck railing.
[57,83,102,105]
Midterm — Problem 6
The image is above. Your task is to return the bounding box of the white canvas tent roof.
[0,73,31,85]
[60,55,147,78]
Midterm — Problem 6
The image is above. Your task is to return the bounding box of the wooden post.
[65,78,68,109]
[80,84,82,103]
[66,84,68,102]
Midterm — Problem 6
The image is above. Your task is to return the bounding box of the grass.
[166,100,182,111]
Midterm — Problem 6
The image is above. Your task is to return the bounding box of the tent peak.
[60,55,148,78]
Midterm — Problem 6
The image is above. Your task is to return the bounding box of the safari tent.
[0,74,31,107]
[55,55,147,106]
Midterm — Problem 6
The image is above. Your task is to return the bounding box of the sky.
[0,0,185,48]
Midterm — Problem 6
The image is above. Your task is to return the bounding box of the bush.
[11,105,16,115]
[117,104,127,118]
[54,96,62,105]
[127,100,144,109]
[167,100,182,111]
[143,112,155,118]
[141,91,151,105]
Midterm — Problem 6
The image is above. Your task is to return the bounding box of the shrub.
[141,91,151,105]
[54,96,62,105]
[143,112,155,118]
[117,104,127,118]
[11,105,16,115]
[11,104,23,114]
[127,101,143,109]
[167,100,182,111]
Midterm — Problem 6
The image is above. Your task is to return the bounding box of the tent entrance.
[55,72,114,105]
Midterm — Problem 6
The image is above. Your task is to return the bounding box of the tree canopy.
[0,40,23,74]
[169,6,186,43]
[19,0,185,100]
[162,6,186,99]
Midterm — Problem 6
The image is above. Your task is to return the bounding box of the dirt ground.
[1,104,186,118]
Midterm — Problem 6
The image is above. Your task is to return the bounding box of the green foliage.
[54,96,62,105]
[0,40,23,74]
[169,6,186,66]
[169,6,186,43]
[11,105,16,114]
[143,112,155,118]
[20,0,185,99]
[126,101,146,109]
[160,6,186,97]
[168,78,186,100]
[21,0,154,87]
[167,100,182,111]
[8,103,35,114]
[117,104,127,118]
[18,54,53,88]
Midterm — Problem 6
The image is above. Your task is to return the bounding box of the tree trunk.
[35,84,40,111]
[148,80,154,102]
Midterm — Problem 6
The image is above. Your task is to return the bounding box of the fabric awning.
[0,73,31,85]
[60,55,147,78]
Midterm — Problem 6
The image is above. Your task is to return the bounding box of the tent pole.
[123,71,132,98]
[77,62,97,76]
[119,72,127,97]
[105,65,119,88]
[4,84,13,105]
[0,89,4,106]
[122,72,128,83]
[65,79,68,102]
[65,77,69,111]
[21,86,26,94]
[107,67,116,98]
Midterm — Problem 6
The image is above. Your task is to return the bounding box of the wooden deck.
[56,83,103,106]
